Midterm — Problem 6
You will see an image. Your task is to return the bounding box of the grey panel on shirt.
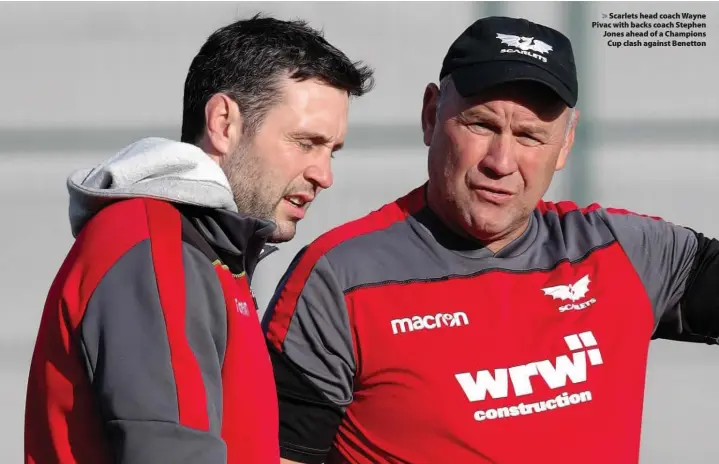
[278,254,356,407]
[323,206,697,327]
[324,206,617,292]
[593,208,698,326]
[80,239,228,463]
[182,244,228,432]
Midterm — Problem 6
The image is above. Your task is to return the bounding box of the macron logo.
[391,311,469,335]
[455,331,603,402]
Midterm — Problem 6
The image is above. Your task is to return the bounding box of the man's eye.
[297,141,313,151]
[470,122,497,134]
[472,123,493,130]
[517,133,542,145]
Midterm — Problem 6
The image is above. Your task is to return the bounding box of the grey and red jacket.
[24,138,280,463]
[263,183,719,464]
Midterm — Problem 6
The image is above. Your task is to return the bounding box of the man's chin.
[266,220,298,244]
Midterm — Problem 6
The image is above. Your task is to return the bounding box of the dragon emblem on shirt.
[542,275,591,302]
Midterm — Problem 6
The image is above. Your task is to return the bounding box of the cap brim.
[450,60,577,108]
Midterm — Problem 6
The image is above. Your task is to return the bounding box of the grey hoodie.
[66,136,239,237]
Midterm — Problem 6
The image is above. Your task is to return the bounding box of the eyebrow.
[459,108,498,122]
[513,121,551,136]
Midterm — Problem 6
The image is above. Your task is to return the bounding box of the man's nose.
[304,156,334,190]
[481,133,518,177]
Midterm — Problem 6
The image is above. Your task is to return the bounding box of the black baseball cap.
[439,16,578,107]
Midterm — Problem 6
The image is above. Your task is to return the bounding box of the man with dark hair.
[24,14,373,464]
[264,16,719,464]
[180,13,374,243]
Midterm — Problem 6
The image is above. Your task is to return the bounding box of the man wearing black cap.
[264,16,719,464]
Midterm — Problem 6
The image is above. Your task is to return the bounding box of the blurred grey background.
[1,1,717,462]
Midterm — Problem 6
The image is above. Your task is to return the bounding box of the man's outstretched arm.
[653,227,719,344]
[79,239,229,462]
[597,208,719,344]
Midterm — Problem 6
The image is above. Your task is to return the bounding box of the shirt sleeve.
[596,208,719,344]
[78,239,229,462]
[262,248,356,464]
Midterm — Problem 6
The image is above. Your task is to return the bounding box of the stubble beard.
[220,142,297,244]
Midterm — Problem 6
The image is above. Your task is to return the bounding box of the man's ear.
[203,93,242,156]
[421,83,440,147]
[555,108,580,171]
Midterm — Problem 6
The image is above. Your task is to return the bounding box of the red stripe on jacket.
[145,200,209,431]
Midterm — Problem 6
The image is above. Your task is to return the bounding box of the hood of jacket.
[67,137,240,238]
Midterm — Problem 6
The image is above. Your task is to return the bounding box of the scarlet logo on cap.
[496,33,554,63]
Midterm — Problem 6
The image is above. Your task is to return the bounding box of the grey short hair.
[435,76,453,120]
[564,107,577,138]
[436,76,577,140]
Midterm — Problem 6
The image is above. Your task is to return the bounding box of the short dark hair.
[181,14,375,144]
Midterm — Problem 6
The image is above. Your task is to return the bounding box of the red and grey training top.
[263,182,719,464]
[25,198,280,463]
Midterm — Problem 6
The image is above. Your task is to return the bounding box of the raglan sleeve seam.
[593,207,699,329]
[182,243,228,367]
[594,209,664,305]
[322,255,358,379]
[77,240,148,381]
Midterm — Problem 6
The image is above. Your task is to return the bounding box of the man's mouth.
[472,185,515,205]
[282,193,314,217]
[285,196,307,208]
[474,185,514,196]
[284,193,314,208]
